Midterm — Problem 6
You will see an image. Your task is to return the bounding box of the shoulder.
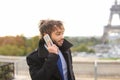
[26,49,38,60]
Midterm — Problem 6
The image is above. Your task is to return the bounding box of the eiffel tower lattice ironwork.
[102,0,120,43]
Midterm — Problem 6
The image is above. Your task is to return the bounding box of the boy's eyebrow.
[56,30,64,33]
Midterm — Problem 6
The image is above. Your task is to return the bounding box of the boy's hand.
[47,42,58,54]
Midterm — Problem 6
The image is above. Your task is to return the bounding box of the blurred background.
[0,0,120,80]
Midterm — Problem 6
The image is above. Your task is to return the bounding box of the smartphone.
[43,34,53,46]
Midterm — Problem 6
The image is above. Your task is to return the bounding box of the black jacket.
[26,39,75,80]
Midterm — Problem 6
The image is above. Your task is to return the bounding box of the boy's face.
[51,26,65,46]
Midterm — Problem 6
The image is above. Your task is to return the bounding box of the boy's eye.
[56,33,61,35]
[56,32,64,35]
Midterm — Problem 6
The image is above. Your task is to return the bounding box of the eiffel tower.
[102,0,120,43]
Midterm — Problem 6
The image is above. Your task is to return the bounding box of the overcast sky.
[0,0,120,37]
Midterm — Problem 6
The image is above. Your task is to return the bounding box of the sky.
[0,0,120,37]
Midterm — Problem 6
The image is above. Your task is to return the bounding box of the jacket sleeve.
[26,53,58,80]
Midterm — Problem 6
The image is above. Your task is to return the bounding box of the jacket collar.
[38,39,73,58]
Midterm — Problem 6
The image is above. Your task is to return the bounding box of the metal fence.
[0,56,120,80]
[0,56,31,80]
[73,60,120,80]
